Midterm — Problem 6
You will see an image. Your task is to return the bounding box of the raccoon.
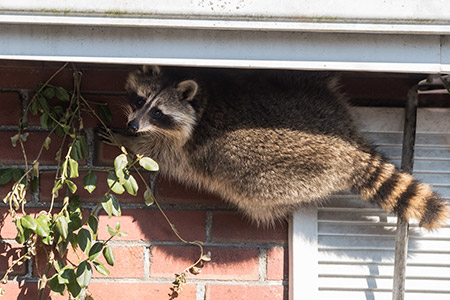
[106,65,448,229]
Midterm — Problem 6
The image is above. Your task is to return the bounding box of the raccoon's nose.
[127,121,139,133]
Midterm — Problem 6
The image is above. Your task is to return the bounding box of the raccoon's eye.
[151,109,163,119]
[136,98,145,109]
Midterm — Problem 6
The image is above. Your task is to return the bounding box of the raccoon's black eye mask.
[128,92,147,110]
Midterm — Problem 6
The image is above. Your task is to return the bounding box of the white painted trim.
[1,0,450,26]
[1,14,450,35]
[289,207,318,300]
[0,56,446,74]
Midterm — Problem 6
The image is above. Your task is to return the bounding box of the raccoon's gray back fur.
[115,66,448,229]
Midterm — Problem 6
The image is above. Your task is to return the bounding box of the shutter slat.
[316,107,450,298]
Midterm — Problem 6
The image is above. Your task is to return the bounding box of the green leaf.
[52,179,63,196]
[49,274,65,294]
[107,171,124,194]
[57,266,72,284]
[123,174,138,196]
[0,169,13,185]
[79,136,89,158]
[61,160,68,180]
[15,219,26,244]
[53,260,63,274]
[139,157,159,171]
[42,235,52,245]
[53,105,65,117]
[114,154,128,174]
[10,133,20,147]
[88,216,98,237]
[144,189,155,206]
[57,238,69,256]
[88,242,103,261]
[30,99,39,115]
[76,261,92,289]
[101,194,121,218]
[83,171,97,194]
[116,169,127,185]
[65,179,77,194]
[40,113,49,129]
[98,104,113,123]
[69,195,80,211]
[77,229,92,254]
[55,216,69,240]
[71,139,82,161]
[69,213,82,231]
[42,87,56,100]
[93,261,110,277]
[55,125,65,137]
[68,158,79,178]
[35,215,50,237]
[21,215,37,231]
[55,87,70,101]
[67,274,82,298]
[37,95,49,112]
[103,246,115,266]
[11,168,25,183]
[106,225,116,237]
[93,260,110,276]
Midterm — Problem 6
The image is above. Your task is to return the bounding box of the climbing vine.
[0,63,208,299]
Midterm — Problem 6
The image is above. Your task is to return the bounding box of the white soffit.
[0,0,450,73]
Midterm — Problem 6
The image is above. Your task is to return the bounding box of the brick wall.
[0,61,288,300]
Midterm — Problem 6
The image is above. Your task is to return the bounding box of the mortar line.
[205,210,212,243]
[259,247,268,282]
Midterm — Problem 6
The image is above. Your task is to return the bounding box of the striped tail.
[352,153,449,230]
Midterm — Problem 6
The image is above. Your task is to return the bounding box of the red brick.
[82,95,129,129]
[267,247,288,281]
[95,142,122,166]
[205,285,286,300]
[211,211,288,243]
[0,242,27,276]
[0,207,21,240]
[0,93,22,125]
[87,282,196,300]
[79,69,130,92]
[93,245,145,278]
[39,171,150,204]
[36,244,146,279]
[150,245,260,280]
[97,209,206,242]
[0,281,66,300]
[0,66,73,90]
[340,75,418,100]
[155,176,225,206]
[0,131,67,165]
[33,243,58,278]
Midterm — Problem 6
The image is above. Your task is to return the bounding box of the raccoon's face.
[125,66,199,141]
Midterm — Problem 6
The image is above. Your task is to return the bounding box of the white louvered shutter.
[290,107,450,300]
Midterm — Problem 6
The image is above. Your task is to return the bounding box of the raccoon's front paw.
[96,127,118,146]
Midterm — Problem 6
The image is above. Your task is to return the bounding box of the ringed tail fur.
[353,152,449,230]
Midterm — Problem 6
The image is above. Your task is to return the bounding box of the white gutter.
[1,14,450,35]
[0,0,450,73]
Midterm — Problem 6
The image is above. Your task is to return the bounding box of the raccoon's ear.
[142,65,161,75]
[177,80,198,101]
